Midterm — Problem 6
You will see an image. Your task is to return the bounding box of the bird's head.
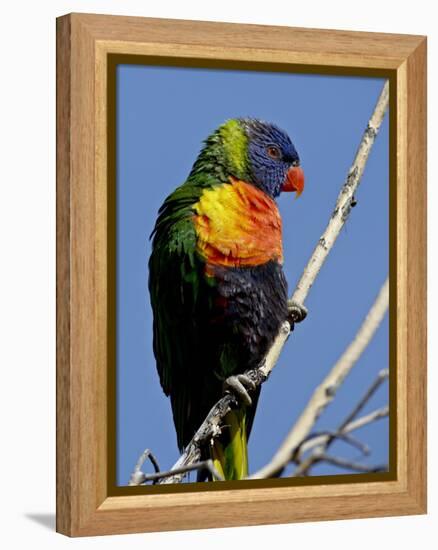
[199,118,304,199]
[240,118,304,199]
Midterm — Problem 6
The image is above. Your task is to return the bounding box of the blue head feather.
[240,118,300,198]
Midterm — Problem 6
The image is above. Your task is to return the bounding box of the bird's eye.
[266,146,281,160]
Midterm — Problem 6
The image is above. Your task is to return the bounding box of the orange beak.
[282,165,305,197]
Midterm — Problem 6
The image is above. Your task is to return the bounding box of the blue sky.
[116,65,389,486]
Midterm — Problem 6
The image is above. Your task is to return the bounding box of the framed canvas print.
[56,13,427,536]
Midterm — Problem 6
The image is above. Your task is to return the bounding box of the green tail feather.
[211,409,248,480]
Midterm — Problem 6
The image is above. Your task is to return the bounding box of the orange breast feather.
[193,178,283,269]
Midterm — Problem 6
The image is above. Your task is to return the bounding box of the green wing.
[148,183,215,450]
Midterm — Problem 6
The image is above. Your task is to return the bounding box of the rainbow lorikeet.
[149,118,305,481]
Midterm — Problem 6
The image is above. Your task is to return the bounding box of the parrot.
[148,118,305,481]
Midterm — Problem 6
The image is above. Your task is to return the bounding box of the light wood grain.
[56,14,72,536]
[406,38,427,508]
[75,12,422,66]
[56,13,427,536]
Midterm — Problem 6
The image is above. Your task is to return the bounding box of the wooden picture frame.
[56,13,427,536]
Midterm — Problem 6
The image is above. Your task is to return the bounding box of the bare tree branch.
[290,370,389,477]
[343,405,389,433]
[297,368,389,462]
[298,430,371,457]
[130,458,224,484]
[294,451,388,475]
[337,368,389,433]
[320,454,388,473]
[249,280,389,479]
[297,405,389,458]
[131,80,390,486]
[290,80,389,306]
[129,448,161,485]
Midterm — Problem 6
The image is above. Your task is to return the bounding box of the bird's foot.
[287,300,308,329]
[223,374,256,407]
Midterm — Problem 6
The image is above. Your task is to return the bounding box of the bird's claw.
[287,300,308,328]
[223,374,256,407]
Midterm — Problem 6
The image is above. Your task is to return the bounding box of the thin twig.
[338,368,389,433]
[308,452,388,474]
[131,81,390,485]
[303,368,389,462]
[129,449,160,486]
[344,405,389,433]
[297,406,389,457]
[300,430,371,457]
[291,371,389,476]
[131,458,224,485]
